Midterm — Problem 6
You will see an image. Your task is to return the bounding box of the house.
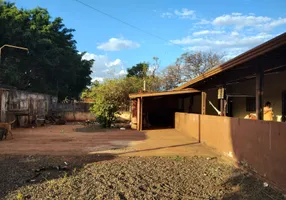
[129,32,286,192]
[130,32,286,130]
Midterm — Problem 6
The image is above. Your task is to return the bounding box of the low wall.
[62,111,130,122]
[63,112,96,122]
[55,103,92,112]
[175,112,286,192]
[175,113,200,140]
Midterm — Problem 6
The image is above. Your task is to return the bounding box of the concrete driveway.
[0,124,217,157]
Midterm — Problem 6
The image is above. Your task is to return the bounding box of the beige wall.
[227,71,286,120]
[63,112,96,121]
[175,113,200,140]
[175,112,286,192]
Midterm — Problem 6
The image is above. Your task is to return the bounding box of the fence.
[54,102,92,112]
[175,112,286,192]
[53,103,95,122]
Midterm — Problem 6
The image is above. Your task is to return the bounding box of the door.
[282,91,286,122]
[227,97,233,117]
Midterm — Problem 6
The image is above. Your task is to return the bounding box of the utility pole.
[0,44,29,63]
[142,63,148,92]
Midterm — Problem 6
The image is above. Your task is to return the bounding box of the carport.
[129,89,204,130]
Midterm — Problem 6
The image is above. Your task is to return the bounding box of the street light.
[0,44,29,63]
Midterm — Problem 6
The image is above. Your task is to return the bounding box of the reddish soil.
[0,124,146,155]
[0,124,217,157]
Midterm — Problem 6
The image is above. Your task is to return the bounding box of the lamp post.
[0,44,29,63]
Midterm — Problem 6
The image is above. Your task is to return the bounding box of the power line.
[73,0,183,49]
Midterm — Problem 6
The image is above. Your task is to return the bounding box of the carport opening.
[142,93,201,129]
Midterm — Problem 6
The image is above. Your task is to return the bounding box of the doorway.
[282,91,286,122]
[227,97,233,117]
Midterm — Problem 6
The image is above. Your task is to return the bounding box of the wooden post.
[140,97,143,131]
[256,68,264,120]
[201,92,206,115]
[220,99,224,116]
[220,87,226,116]
[137,98,140,130]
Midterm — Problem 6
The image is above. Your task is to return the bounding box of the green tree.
[126,62,149,78]
[89,78,137,127]
[0,2,93,100]
[87,77,154,127]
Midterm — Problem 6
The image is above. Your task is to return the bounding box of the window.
[246,97,256,112]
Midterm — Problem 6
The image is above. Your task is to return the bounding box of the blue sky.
[12,0,286,81]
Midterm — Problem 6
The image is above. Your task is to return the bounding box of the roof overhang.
[129,88,201,99]
[174,32,286,90]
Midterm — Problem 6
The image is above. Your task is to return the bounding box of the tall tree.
[161,65,183,90]
[176,51,224,81]
[150,56,160,77]
[161,51,224,90]
[0,2,93,100]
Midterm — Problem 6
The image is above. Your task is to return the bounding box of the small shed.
[129,88,205,130]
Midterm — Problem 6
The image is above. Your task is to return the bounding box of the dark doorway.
[227,97,233,117]
[282,91,286,122]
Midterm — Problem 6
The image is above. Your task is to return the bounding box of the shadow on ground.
[115,142,199,155]
[74,124,131,133]
[222,168,284,200]
[0,154,115,199]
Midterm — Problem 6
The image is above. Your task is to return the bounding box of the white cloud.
[195,19,210,25]
[174,8,195,19]
[170,32,273,59]
[231,12,242,16]
[106,59,122,67]
[92,77,104,83]
[211,13,286,31]
[212,13,271,29]
[119,69,127,75]
[258,18,286,31]
[171,32,272,47]
[169,12,285,59]
[160,8,195,20]
[82,53,126,80]
[170,37,204,45]
[192,30,225,36]
[231,31,239,37]
[161,12,173,18]
[183,46,211,52]
[97,38,140,51]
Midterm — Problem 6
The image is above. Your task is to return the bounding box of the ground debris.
[2,156,284,200]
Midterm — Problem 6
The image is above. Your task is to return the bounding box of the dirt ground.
[0,125,284,199]
[0,124,216,157]
[2,156,284,200]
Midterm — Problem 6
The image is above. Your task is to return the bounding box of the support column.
[137,98,141,130]
[218,87,226,116]
[201,92,206,115]
[140,97,143,131]
[256,67,264,120]
[220,99,224,116]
